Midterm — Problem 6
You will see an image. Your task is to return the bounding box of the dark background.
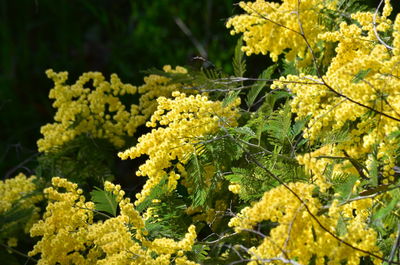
[1,0,396,177]
[0,0,240,176]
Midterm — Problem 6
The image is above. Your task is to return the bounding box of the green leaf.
[191,244,210,262]
[233,37,246,78]
[352,68,372,83]
[193,189,208,207]
[246,65,277,108]
[372,196,399,223]
[332,174,358,199]
[0,206,34,231]
[187,153,208,207]
[222,90,240,107]
[336,215,348,236]
[90,187,118,217]
[136,177,169,212]
[234,126,256,140]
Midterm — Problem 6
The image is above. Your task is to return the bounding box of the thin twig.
[0,243,37,263]
[174,17,208,58]
[4,153,38,180]
[199,232,239,245]
[228,245,302,265]
[222,126,397,263]
[373,0,394,50]
[283,204,303,251]
[388,224,400,264]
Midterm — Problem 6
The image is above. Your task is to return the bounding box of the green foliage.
[135,177,170,213]
[145,192,192,240]
[3,1,400,264]
[246,64,277,109]
[186,153,208,207]
[233,37,246,78]
[90,187,118,217]
[35,135,116,189]
[352,68,372,83]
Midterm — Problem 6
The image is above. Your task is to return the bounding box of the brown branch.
[222,126,398,263]
[320,78,400,122]
[242,0,400,123]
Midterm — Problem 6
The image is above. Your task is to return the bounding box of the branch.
[373,0,394,50]
[221,126,398,263]
[174,17,208,58]
[0,242,37,263]
[388,224,400,264]
[228,244,303,265]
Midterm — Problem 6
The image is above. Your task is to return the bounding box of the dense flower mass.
[29,177,198,265]
[0,173,42,246]
[119,91,240,205]
[37,70,141,152]
[226,0,336,63]
[0,173,42,214]
[138,65,191,118]
[38,65,189,153]
[3,1,400,264]
[273,1,400,184]
[229,182,381,265]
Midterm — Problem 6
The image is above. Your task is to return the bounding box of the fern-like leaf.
[90,187,118,216]
[233,37,246,78]
[246,64,277,109]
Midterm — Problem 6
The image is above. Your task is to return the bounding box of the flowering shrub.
[226,0,336,63]
[118,91,240,205]
[2,1,400,264]
[29,177,198,265]
[272,0,400,185]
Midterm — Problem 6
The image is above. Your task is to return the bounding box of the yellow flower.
[227,0,336,64]
[273,3,400,184]
[118,91,240,205]
[0,173,42,247]
[229,182,381,265]
[38,65,190,153]
[38,70,141,152]
[30,178,199,265]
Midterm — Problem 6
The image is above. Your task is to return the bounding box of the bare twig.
[320,79,400,122]
[174,17,208,58]
[199,232,239,245]
[283,205,303,251]
[221,125,397,263]
[0,242,37,263]
[373,0,394,50]
[388,224,400,264]
[228,244,302,265]
[4,153,38,180]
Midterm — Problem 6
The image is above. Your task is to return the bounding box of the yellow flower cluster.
[29,177,96,264]
[229,182,381,265]
[29,177,199,265]
[37,70,141,152]
[0,173,42,246]
[0,173,42,214]
[118,91,240,205]
[38,65,189,153]
[226,0,336,63]
[138,65,190,119]
[273,2,400,184]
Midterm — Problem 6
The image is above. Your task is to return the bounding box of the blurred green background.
[0,0,238,176]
